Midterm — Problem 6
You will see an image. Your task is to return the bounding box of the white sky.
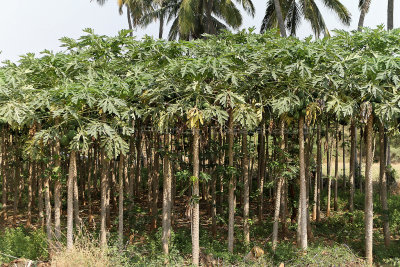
[0,0,398,63]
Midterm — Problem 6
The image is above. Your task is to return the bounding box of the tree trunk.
[162,134,172,254]
[349,120,356,221]
[273,0,287,37]
[151,134,160,230]
[272,120,285,250]
[258,115,266,222]
[44,167,52,252]
[227,109,235,253]
[126,6,133,36]
[118,153,125,249]
[27,162,33,227]
[343,125,346,189]
[73,158,81,230]
[358,0,371,31]
[314,120,321,222]
[388,0,394,30]
[298,115,307,250]
[38,163,44,227]
[334,122,339,211]
[242,129,250,245]
[326,120,332,217]
[1,130,7,221]
[365,113,374,265]
[67,151,77,250]
[379,122,390,247]
[192,128,200,266]
[100,149,109,248]
[54,137,61,242]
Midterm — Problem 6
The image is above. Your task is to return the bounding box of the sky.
[0,0,398,63]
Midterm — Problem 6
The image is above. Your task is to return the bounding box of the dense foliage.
[1,27,400,265]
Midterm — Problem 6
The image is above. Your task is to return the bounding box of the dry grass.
[51,234,111,267]
[322,160,400,182]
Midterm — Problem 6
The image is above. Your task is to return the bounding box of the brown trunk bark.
[100,149,109,247]
[162,134,172,254]
[242,129,250,245]
[118,153,125,249]
[299,115,307,250]
[227,110,235,253]
[365,113,374,265]
[379,122,390,247]
[334,122,339,211]
[272,120,285,250]
[67,151,76,250]
[349,120,356,221]
[192,128,200,265]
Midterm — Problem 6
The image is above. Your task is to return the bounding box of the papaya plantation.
[1,27,400,266]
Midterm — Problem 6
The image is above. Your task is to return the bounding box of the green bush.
[0,227,48,263]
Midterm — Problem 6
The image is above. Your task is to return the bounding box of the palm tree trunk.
[358,0,371,31]
[126,6,133,36]
[1,130,7,221]
[228,109,235,253]
[388,0,394,30]
[273,0,287,37]
[365,113,374,265]
[379,122,390,247]
[67,151,76,250]
[192,128,200,265]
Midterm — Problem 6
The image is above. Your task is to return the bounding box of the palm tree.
[387,0,394,30]
[142,0,255,40]
[261,0,351,37]
[358,0,371,31]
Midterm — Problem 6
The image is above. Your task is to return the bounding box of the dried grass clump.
[51,234,111,267]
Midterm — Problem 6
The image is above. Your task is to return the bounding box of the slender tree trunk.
[1,130,7,221]
[67,151,77,250]
[273,0,287,37]
[242,129,250,245]
[272,120,285,250]
[151,134,160,230]
[343,125,346,189]
[334,122,339,211]
[365,113,374,265]
[379,123,390,247]
[13,143,20,225]
[258,115,266,222]
[192,128,200,266]
[38,163,44,227]
[44,166,52,252]
[126,6,133,36]
[228,109,235,253]
[314,120,321,222]
[388,0,394,30]
[162,134,172,255]
[349,121,356,221]
[118,153,125,249]
[54,137,61,242]
[358,0,371,31]
[73,159,81,230]
[27,162,33,227]
[360,128,363,193]
[299,115,307,250]
[100,149,109,248]
[326,120,332,217]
